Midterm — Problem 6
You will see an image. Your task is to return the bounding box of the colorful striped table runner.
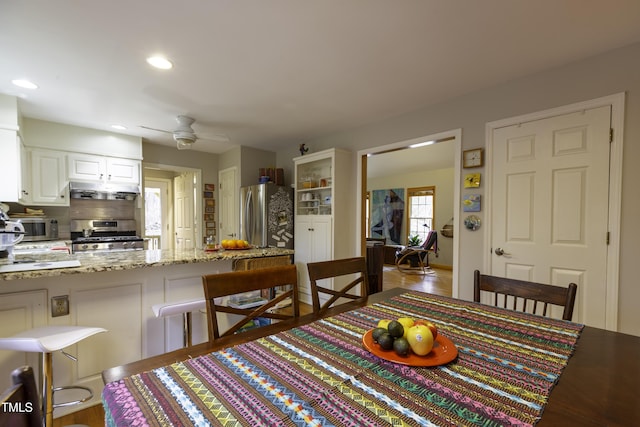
[102,291,583,426]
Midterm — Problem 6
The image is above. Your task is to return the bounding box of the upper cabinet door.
[67,153,140,185]
[105,157,140,185]
[67,153,105,181]
[30,149,69,205]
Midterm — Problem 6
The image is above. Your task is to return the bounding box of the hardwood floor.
[53,403,104,427]
[383,265,452,296]
[55,265,452,426]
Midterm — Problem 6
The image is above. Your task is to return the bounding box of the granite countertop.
[0,247,294,281]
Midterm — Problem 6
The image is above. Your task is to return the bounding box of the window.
[145,187,162,238]
[406,186,434,245]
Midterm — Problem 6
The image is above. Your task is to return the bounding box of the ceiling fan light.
[176,139,193,150]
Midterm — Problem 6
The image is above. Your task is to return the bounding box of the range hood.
[69,181,140,200]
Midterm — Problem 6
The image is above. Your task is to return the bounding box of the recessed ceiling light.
[146,56,173,70]
[12,79,38,89]
[111,124,127,130]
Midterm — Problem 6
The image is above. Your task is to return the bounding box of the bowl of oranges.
[220,239,252,250]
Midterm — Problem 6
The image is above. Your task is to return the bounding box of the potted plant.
[407,234,422,247]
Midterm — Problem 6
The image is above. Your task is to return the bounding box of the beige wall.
[239,146,277,187]
[277,42,640,336]
[142,141,219,187]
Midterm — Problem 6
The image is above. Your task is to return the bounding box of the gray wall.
[276,42,640,336]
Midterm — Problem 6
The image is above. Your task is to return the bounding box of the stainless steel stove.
[70,219,144,253]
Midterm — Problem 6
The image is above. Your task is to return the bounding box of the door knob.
[494,248,510,256]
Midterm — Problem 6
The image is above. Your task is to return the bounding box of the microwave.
[20,217,59,241]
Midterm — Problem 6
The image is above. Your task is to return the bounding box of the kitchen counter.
[0,247,293,281]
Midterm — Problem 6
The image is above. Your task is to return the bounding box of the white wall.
[23,118,142,159]
[277,42,640,337]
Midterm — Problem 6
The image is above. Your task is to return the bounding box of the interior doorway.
[357,129,462,295]
[144,178,172,250]
[143,164,203,250]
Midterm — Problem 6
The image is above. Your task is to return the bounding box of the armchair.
[395,230,438,274]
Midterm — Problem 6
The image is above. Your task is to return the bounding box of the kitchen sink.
[0,260,81,273]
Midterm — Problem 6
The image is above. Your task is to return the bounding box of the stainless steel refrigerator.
[239,183,294,248]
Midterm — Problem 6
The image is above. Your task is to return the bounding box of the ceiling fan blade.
[140,125,172,134]
[197,133,230,143]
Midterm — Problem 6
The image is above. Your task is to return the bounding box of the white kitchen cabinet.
[294,216,332,299]
[30,148,69,205]
[68,153,140,185]
[19,140,31,204]
[0,129,30,203]
[293,148,355,305]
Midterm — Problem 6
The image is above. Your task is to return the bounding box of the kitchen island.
[0,246,293,417]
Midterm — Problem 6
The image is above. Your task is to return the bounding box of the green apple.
[406,325,434,356]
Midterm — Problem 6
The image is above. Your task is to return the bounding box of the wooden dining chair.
[473,270,578,321]
[0,366,42,427]
[306,257,369,314]
[202,264,299,341]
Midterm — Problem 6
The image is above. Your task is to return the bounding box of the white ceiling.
[2,1,640,155]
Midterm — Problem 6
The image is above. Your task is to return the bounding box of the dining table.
[102,288,640,426]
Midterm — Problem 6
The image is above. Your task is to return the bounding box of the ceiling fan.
[140,115,229,150]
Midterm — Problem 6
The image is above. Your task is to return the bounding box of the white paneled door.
[218,167,238,241]
[490,105,611,328]
[174,172,195,250]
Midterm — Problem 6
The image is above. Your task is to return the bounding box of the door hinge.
[610,128,614,143]
[606,231,610,245]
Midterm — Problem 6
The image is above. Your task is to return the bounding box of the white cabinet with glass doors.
[293,148,355,305]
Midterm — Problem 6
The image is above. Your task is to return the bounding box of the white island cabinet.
[0,247,292,418]
[293,148,355,305]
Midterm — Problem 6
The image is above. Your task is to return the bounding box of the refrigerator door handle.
[244,188,253,243]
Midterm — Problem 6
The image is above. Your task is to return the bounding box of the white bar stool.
[152,299,205,347]
[0,325,106,427]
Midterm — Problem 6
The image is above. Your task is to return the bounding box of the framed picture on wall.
[464,173,481,188]
[370,188,405,245]
[462,194,481,212]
